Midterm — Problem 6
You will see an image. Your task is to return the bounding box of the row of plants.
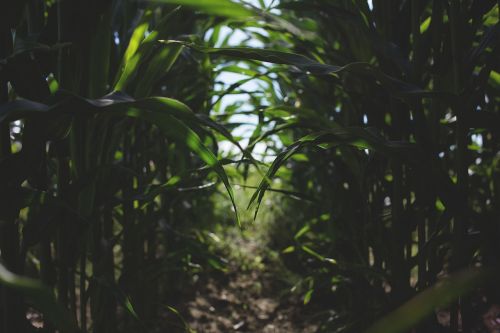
[0,1,248,332]
[1,0,499,332]
[231,0,500,332]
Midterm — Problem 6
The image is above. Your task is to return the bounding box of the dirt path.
[184,267,317,332]
[179,228,319,333]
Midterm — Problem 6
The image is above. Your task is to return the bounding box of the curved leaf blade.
[151,0,254,18]
[248,127,419,218]
[0,263,79,333]
[162,40,453,98]
[365,269,486,333]
[0,92,240,224]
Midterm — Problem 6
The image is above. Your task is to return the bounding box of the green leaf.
[124,23,149,64]
[420,16,431,34]
[107,102,239,225]
[101,279,140,320]
[0,263,79,333]
[165,305,195,332]
[248,127,418,218]
[114,12,152,89]
[303,289,313,305]
[0,92,240,224]
[301,245,324,261]
[162,41,452,98]
[150,0,254,18]
[294,225,310,239]
[135,43,184,98]
[365,269,485,333]
[114,7,181,92]
[163,40,343,74]
[490,70,500,85]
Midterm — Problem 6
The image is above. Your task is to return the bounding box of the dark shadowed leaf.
[149,0,254,18]
[161,40,453,98]
[365,269,486,333]
[0,263,79,333]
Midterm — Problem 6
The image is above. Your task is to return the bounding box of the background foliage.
[0,0,499,333]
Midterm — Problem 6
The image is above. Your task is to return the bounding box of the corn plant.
[0,1,254,332]
[167,0,499,331]
[221,1,500,332]
[1,0,500,333]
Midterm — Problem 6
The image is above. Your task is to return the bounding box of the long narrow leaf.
[0,263,79,333]
[161,40,453,98]
[0,92,240,224]
[365,269,486,333]
[150,0,254,18]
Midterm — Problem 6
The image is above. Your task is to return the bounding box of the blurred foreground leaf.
[365,269,486,333]
[0,263,79,333]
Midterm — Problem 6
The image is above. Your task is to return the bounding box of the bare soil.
[182,264,318,333]
[176,227,321,333]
